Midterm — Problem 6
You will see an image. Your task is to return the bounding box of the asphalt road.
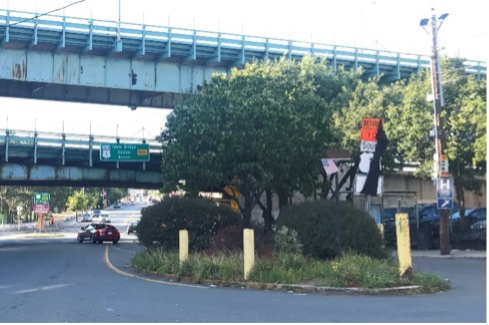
[0,202,486,323]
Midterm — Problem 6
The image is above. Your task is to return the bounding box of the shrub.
[212,225,243,251]
[273,226,303,254]
[277,200,386,259]
[137,197,240,251]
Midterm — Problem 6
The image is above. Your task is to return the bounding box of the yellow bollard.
[179,230,188,264]
[243,228,255,280]
[395,213,413,278]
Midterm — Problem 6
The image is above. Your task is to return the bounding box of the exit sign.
[34,192,50,204]
[100,143,150,162]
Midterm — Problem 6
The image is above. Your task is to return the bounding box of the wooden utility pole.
[428,9,450,255]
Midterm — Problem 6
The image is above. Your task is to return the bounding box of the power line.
[9,0,86,27]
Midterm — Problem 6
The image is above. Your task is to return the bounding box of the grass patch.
[412,273,451,293]
[131,250,450,294]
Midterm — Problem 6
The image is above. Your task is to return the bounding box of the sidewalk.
[0,214,78,236]
[412,250,487,260]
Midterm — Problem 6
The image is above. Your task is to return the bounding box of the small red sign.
[360,128,378,142]
[34,203,50,214]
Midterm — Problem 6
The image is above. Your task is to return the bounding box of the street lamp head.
[439,13,449,20]
[420,18,429,27]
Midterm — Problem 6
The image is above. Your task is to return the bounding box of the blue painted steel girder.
[0,9,486,109]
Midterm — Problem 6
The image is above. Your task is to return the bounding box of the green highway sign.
[100,143,150,162]
[34,192,50,204]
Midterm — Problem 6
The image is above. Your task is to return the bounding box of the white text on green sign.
[34,192,50,204]
[100,143,150,162]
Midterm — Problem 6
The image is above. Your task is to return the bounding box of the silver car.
[81,213,92,222]
[100,213,111,223]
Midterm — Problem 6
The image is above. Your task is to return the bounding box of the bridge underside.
[0,78,179,109]
[0,48,228,109]
[0,163,162,189]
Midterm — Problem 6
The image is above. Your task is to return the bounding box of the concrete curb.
[130,268,424,296]
[103,247,206,289]
[412,255,486,260]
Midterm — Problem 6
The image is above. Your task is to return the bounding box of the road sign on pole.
[436,177,454,210]
[437,198,454,209]
[100,143,150,162]
[440,154,449,177]
[34,203,50,214]
[34,193,50,204]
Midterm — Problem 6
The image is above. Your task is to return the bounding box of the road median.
[122,249,450,295]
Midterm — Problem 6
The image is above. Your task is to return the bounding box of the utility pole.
[422,9,450,255]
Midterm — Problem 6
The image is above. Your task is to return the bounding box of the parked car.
[451,208,486,225]
[449,208,486,248]
[77,223,105,243]
[127,221,139,235]
[90,224,120,244]
[382,203,460,249]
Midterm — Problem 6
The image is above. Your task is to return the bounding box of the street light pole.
[118,0,121,42]
[115,0,122,51]
[421,9,450,255]
[359,1,377,49]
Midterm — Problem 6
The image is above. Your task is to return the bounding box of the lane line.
[104,246,206,289]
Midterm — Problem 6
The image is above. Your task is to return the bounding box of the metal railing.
[0,8,485,77]
[0,128,161,152]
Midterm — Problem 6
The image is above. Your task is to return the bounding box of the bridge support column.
[61,134,66,166]
[89,135,94,167]
[5,130,9,162]
[34,133,38,164]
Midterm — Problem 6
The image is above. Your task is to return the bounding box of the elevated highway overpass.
[1,9,485,110]
[0,128,162,188]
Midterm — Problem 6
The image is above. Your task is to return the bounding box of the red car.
[90,224,120,244]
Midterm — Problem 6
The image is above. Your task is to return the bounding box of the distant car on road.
[113,203,121,209]
[127,221,139,235]
[93,213,111,223]
[81,213,92,222]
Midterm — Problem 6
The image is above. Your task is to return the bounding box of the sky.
[0,0,487,138]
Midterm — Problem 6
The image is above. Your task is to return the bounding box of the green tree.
[391,57,486,224]
[160,57,353,228]
[66,190,98,213]
[334,57,486,225]
[106,188,127,205]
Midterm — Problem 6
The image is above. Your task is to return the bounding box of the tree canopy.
[160,55,486,228]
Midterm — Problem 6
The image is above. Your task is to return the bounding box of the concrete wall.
[250,172,486,225]
[383,173,486,207]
